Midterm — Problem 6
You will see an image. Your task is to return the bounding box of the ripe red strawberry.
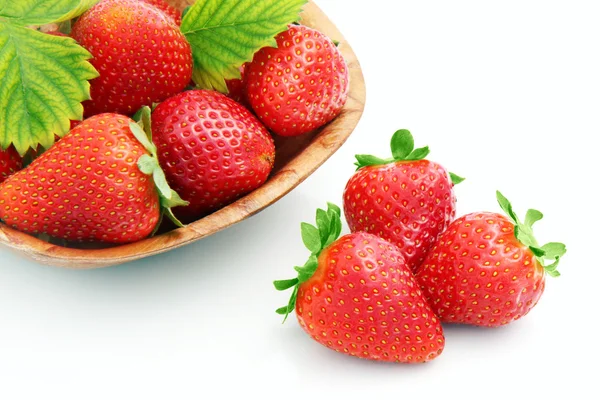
[71,0,193,117]
[274,204,445,363]
[139,0,182,25]
[343,130,463,272]
[416,192,566,327]
[0,147,22,184]
[246,25,349,137]
[0,112,186,243]
[225,63,248,106]
[152,90,275,221]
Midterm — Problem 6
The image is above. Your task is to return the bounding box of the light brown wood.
[0,0,366,269]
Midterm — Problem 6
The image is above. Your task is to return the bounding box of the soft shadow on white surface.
[1,0,598,398]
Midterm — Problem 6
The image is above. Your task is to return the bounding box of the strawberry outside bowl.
[0,0,366,268]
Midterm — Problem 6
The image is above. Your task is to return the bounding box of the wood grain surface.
[0,0,366,268]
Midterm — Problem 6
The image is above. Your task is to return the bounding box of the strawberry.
[415,192,566,327]
[225,64,248,106]
[274,204,445,363]
[151,90,275,221]
[0,147,22,184]
[0,111,186,243]
[246,25,349,137]
[71,0,193,117]
[343,130,463,272]
[139,0,182,25]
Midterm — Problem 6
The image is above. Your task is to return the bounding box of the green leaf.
[406,146,430,160]
[129,122,157,156]
[450,172,465,185]
[162,205,186,228]
[275,306,289,315]
[496,191,519,224]
[354,154,390,169]
[138,154,158,175]
[301,222,321,254]
[327,202,341,218]
[316,208,331,247]
[0,24,98,155]
[181,6,192,20]
[153,168,173,201]
[273,278,299,291]
[0,0,98,26]
[278,285,298,322]
[543,257,561,277]
[325,209,342,247]
[529,246,546,258]
[541,242,567,260]
[133,106,152,138]
[524,209,544,227]
[181,0,306,92]
[390,129,414,160]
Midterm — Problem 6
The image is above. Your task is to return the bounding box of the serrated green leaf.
[390,129,414,160]
[0,24,98,154]
[524,209,544,227]
[450,172,465,185]
[301,222,321,253]
[181,0,306,92]
[0,0,99,26]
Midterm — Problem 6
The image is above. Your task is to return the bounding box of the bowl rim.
[0,1,367,268]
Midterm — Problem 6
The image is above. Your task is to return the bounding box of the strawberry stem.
[273,203,343,322]
[496,191,566,277]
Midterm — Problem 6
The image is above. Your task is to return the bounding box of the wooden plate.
[0,0,366,269]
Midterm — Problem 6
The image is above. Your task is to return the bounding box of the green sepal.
[273,278,299,291]
[450,172,465,185]
[130,119,188,232]
[496,191,566,277]
[301,223,321,254]
[524,209,543,227]
[273,203,343,322]
[353,130,452,176]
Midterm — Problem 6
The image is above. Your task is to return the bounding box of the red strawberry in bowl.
[343,129,464,272]
[151,90,275,221]
[0,147,22,184]
[71,0,193,117]
[416,191,566,327]
[0,112,186,244]
[246,25,349,137]
[274,204,445,363]
[225,63,249,107]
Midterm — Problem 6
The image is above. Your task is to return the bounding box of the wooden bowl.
[0,0,366,269]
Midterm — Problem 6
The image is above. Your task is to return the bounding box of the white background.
[1,1,598,398]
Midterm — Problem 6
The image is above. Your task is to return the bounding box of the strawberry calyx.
[273,203,343,322]
[354,129,465,184]
[496,191,566,277]
[130,106,189,230]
